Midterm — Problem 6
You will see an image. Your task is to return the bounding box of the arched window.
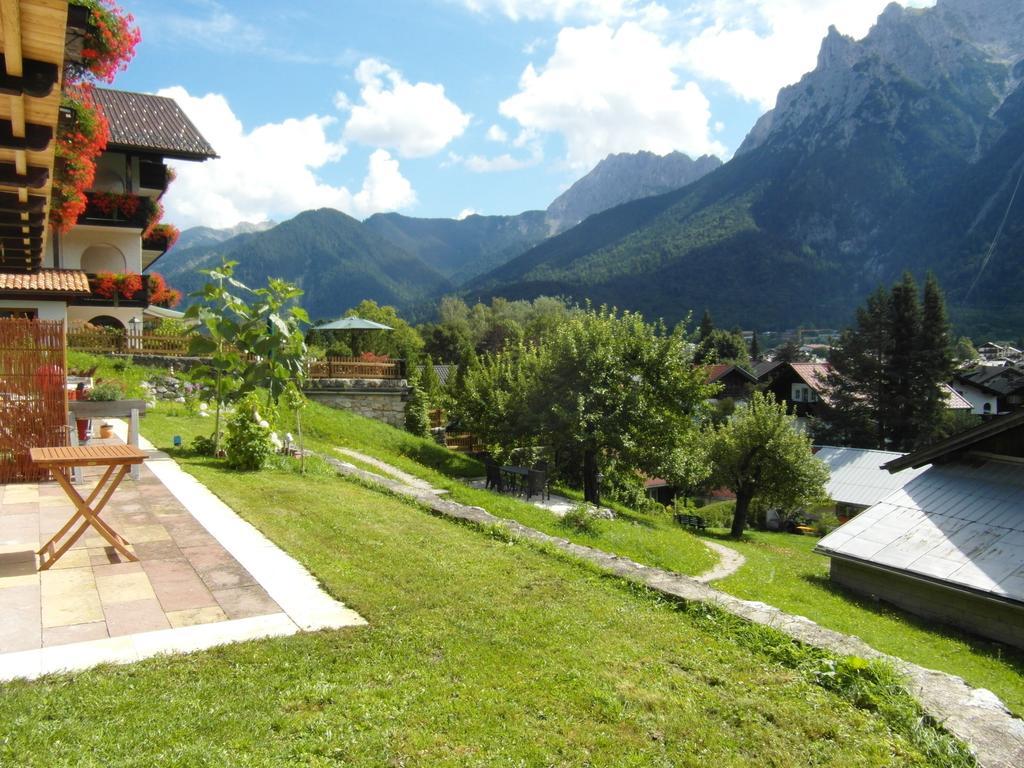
[87,315,125,330]
[983,402,992,413]
[80,244,126,273]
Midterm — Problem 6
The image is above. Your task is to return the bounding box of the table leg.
[37,464,117,556]
[38,464,137,570]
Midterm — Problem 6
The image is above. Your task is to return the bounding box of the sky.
[112,0,936,231]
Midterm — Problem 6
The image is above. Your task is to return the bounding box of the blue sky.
[112,0,933,230]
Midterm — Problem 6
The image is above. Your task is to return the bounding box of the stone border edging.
[320,453,1024,768]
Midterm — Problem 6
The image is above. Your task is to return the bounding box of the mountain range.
[158,148,721,316]
[467,0,1024,335]
[157,0,1024,336]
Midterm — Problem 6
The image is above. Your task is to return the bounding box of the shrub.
[560,503,602,535]
[192,434,217,456]
[814,510,841,536]
[225,395,275,471]
[695,500,736,528]
[87,381,124,401]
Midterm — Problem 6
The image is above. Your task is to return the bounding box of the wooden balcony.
[72,273,151,308]
[79,192,154,229]
[138,161,169,193]
[309,357,405,380]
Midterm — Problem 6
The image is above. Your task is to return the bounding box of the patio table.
[500,465,530,495]
[31,444,147,571]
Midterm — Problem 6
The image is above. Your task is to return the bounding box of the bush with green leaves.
[87,381,125,401]
[225,395,275,471]
[559,503,603,535]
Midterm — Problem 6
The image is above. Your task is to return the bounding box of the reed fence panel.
[0,319,67,483]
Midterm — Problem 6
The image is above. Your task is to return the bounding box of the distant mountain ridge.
[364,149,721,285]
[466,0,1024,334]
[174,220,276,252]
[159,209,450,320]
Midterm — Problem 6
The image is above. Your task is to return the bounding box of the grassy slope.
[291,402,717,577]
[0,422,963,766]
[147,399,1021,715]
[713,532,1024,716]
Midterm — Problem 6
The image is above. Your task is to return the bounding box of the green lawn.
[149,398,1024,716]
[156,401,717,577]
[1,413,971,766]
[710,531,1024,716]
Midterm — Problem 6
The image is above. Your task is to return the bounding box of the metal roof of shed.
[816,446,930,509]
[816,460,1024,605]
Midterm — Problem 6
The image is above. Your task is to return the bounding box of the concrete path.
[336,448,443,494]
[694,540,746,583]
[320,450,1024,768]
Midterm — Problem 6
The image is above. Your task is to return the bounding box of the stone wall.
[830,558,1024,650]
[305,380,409,429]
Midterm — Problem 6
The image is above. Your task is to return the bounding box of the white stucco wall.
[951,383,998,416]
[55,227,142,274]
[0,300,66,321]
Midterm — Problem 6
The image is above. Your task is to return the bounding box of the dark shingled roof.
[94,88,218,161]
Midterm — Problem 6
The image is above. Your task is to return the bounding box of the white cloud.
[457,0,655,23]
[456,208,477,219]
[352,150,417,214]
[450,148,543,173]
[486,124,508,142]
[499,22,725,170]
[157,87,415,229]
[341,59,470,158]
[680,0,937,109]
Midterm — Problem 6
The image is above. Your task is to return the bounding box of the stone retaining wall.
[306,385,409,429]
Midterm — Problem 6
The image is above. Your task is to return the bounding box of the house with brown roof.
[53,87,216,331]
[757,361,831,431]
[705,363,757,402]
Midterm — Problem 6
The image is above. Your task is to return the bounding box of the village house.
[953,363,1024,415]
[705,362,757,402]
[813,446,930,521]
[815,411,1024,649]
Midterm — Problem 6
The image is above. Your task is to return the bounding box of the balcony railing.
[142,231,171,253]
[73,273,151,308]
[309,357,405,380]
[79,191,154,228]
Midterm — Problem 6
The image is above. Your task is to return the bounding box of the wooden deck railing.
[444,433,484,453]
[309,357,404,380]
[68,330,193,357]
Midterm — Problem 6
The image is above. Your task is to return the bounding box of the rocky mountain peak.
[544,150,721,234]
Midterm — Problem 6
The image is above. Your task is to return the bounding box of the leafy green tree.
[420,355,443,408]
[404,366,431,438]
[456,306,713,505]
[186,261,308,453]
[707,392,829,538]
[697,328,750,367]
[343,300,423,361]
[953,336,978,363]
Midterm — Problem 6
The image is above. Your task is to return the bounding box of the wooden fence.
[68,330,192,357]
[0,319,67,483]
[309,357,404,380]
[444,432,484,453]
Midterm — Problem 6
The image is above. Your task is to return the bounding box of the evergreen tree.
[404,366,431,438]
[914,274,955,444]
[698,309,714,343]
[749,331,760,362]
[820,275,955,451]
[420,354,443,408]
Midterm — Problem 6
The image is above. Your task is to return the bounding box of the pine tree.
[749,331,760,362]
[886,273,922,450]
[420,354,442,408]
[698,309,714,343]
[915,273,954,443]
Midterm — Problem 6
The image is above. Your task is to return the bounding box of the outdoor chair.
[526,468,549,500]
[484,457,504,492]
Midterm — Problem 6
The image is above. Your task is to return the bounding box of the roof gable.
[885,410,1024,471]
[94,88,217,160]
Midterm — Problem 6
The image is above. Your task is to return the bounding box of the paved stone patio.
[0,429,364,680]
[0,459,280,654]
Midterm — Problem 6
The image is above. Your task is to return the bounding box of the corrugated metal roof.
[816,460,1024,604]
[94,88,217,160]
[817,446,930,508]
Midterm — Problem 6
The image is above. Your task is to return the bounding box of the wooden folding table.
[31,445,147,571]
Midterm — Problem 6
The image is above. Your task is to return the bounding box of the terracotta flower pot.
[99,423,114,439]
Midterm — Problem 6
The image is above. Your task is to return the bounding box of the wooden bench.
[674,513,707,530]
